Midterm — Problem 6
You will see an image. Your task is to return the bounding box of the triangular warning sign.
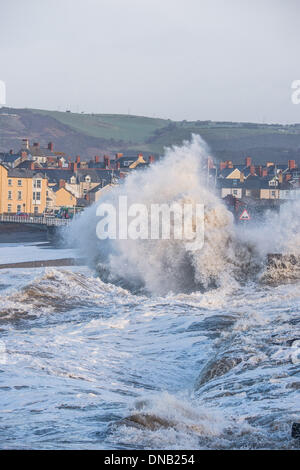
[239,209,251,221]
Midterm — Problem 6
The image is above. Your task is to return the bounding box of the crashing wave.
[67,135,300,295]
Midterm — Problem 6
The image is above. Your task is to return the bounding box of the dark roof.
[217,179,243,189]
[7,168,46,179]
[76,198,89,207]
[0,153,21,163]
[41,169,75,183]
[88,161,106,169]
[15,160,39,169]
[219,168,237,178]
[29,146,62,158]
[244,176,263,189]
[40,168,120,184]
[87,183,104,193]
[280,181,294,190]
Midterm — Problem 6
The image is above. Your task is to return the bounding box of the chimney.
[262,168,268,177]
[59,179,65,188]
[149,155,155,164]
[266,161,274,168]
[225,160,233,168]
[76,156,81,164]
[286,174,292,182]
[95,155,100,163]
[288,160,296,170]
[33,142,40,149]
[220,161,227,171]
[22,138,29,150]
[71,162,77,172]
[104,155,110,168]
[58,159,63,168]
[245,156,252,168]
[250,165,256,176]
[257,165,262,177]
[138,153,143,158]
[240,171,245,183]
[115,153,123,159]
[9,149,13,155]
[48,142,54,152]
[278,172,283,184]
[21,151,27,161]
[116,161,120,170]
[30,162,35,170]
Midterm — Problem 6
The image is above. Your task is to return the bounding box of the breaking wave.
[68,135,300,295]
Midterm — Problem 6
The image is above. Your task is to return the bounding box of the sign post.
[239,209,251,221]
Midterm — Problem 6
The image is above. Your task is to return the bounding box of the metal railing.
[0,215,70,226]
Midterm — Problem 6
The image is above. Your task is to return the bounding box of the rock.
[291,422,300,439]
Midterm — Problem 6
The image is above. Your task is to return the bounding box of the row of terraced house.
[210,156,300,201]
[1,138,299,216]
[0,139,156,215]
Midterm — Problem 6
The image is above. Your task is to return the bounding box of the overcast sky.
[1,0,300,122]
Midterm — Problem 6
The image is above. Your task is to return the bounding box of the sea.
[0,136,299,449]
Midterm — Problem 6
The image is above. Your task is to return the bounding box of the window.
[33,179,41,188]
[34,206,38,214]
[271,190,276,197]
[233,190,238,195]
[70,176,76,184]
[36,192,41,200]
[18,191,22,200]
[8,191,12,200]
[85,175,91,183]
[8,179,12,186]
[17,205,21,212]
[7,204,12,213]
[17,180,22,186]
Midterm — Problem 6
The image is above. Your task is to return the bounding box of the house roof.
[41,169,75,183]
[87,183,104,193]
[29,146,62,158]
[0,153,21,163]
[40,168,120,184]
[76,198,89,207]
[217,179,243,189]
[244,176,263,189]
[87,161,106,169]
[218,168,236,178]
[7,167,46,179]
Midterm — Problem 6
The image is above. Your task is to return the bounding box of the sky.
[1,0,300,123]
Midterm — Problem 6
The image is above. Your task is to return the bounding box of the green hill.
[33,109,167,143]
[1,107,300,164]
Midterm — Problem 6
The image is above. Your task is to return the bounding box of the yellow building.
[260,188,280,199]
[87,183,115,204]
[0,164,47,215]
[224,168,242,179]
[53,186,77,209]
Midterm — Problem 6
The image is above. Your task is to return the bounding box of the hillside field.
[1,107,300,164]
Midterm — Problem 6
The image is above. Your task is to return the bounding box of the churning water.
[0,136,299,449]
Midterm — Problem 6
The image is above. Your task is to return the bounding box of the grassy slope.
[2,108,300,163]
[31,109,300,155]
[32,109,168,143]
